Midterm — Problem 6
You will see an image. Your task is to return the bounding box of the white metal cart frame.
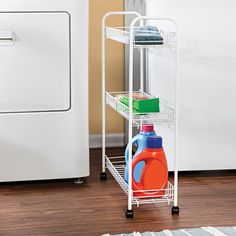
[101,11,180,218]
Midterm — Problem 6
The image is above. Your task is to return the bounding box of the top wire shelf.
[105,26,176,48]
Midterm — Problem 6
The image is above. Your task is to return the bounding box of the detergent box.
[115,93,159,113]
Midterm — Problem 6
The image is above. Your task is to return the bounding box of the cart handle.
[102,11,141,30]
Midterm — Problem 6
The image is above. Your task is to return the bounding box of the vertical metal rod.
[140,20,144,93]
[140,49,144,92]
[128,21,135,211]
[102,16,106,173]
[102,12,141,174]
[140,48,144,92]
[174,24,179,207]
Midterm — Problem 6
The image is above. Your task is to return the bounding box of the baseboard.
[89,133,125,148]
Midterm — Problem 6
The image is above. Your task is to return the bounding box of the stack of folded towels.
[133,26,164,45]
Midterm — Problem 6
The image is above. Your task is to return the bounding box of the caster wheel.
[126,209,134,218]
[172,206,180,215]
[100,172,107,181]
[74,178,84,184]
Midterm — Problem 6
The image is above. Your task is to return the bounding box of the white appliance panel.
[0,12,70,113]
[0,0,89,182]
[145,0,236,170]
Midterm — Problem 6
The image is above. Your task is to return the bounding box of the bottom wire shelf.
[105,155,174,206]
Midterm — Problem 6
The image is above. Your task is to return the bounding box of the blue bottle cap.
[146,136,162,149]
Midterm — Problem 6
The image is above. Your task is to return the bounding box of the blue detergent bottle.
[124,124,156,183]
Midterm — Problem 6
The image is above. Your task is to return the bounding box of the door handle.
[0,37,14,42]
[0,30,15,45]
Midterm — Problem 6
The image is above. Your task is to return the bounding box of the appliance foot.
[74,178,84,184]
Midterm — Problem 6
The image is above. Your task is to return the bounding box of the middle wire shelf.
[106,155,174,206]
[105,91,175,127]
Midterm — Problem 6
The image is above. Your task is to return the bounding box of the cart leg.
[126,27,135,219]
[101,16,107,181]
[172,167,179,214]
[100,94,106,181]
[126,118,133,216]
[172,168,179,214]
[172,28,180,215]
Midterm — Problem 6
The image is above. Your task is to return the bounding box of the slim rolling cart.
[100,11,180,218]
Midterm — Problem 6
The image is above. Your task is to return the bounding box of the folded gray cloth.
[133,26,164,45]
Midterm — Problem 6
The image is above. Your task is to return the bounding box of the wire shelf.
[106,155,174,206]
[106,26,176,48]
[105,91,175,127]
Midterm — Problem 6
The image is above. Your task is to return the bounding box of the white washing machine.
[0,0,89,181]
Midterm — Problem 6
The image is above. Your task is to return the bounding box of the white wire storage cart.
[100,11,180,218]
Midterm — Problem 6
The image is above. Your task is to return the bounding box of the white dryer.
[0,0,89,181]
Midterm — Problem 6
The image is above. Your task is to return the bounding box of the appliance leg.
[74,178,84,184]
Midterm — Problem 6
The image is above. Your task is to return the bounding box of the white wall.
[146,0,236,170]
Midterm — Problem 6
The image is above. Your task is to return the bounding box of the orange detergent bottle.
[132,136,168,198]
